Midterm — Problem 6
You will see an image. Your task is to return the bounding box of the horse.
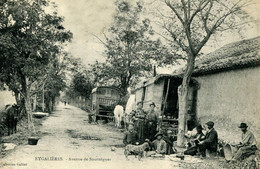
[113,105,124,128]
[2,104,21,135]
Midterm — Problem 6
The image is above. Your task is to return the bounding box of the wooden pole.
[162,79,171,114]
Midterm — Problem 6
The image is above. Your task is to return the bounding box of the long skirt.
[146,122,157,141]
[134,119,146,144]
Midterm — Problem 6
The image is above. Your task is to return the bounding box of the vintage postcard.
[0,0,259,169]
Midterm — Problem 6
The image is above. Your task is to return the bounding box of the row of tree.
[65,58,94,103]
[0,0,72,134]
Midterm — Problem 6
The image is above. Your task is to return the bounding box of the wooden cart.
[90,86,121,122]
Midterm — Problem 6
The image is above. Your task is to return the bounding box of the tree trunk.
[33,94,37,111]
[177,55,195,147]
[120,83,128,97]
[22,76,36,135]
[49,99,52,112]
[42,84,45,112]
[51,97,55,111]
[14,91,19,104]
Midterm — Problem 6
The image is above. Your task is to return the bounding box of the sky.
[53,0,260,73]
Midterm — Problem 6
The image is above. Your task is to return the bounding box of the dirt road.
[0,104,179,169]
[1,104,242,169]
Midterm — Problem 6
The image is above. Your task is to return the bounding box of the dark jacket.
[123,130,138,145]
[204,128,218,151]
[163,135,176,155]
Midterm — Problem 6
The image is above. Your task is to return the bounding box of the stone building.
[133,36,260,143]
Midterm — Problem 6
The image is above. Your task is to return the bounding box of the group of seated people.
[123,119,258,162]
[123,122,176,156]
[184,121,258,162]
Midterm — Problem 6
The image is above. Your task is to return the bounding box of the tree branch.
[162,24,187,53]
[195,0,244,54]
[91,33,108,47]
[190,0,210,24]
[164,0,184,25]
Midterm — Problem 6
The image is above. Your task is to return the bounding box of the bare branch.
[195,0,247,54]
[162,24,187,53]
[181,0,188,21]
[153,30,175,43]
[91,33,108,47]
[190,0,211,24]
[155,8,176,20]
[217,21,254,32]
[17,88,25,98]
[164,0,184,25]
[200,0,214,34]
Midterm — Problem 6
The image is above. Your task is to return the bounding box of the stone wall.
[195,66,260,144]
[134,80,165,114]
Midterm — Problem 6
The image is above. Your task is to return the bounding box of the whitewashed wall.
[195,66,260,144]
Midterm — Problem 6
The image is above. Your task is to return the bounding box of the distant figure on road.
[64,101,66,106]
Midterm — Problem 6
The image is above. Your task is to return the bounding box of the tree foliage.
[0,0,72,134]
[65,58,94,100]
[70,71,93,99]
[0,0,72,97]
[90,0,171,95]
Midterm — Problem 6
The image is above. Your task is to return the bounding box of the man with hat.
[198,121,218,157]
[123,122,138,145]
[146,132,167,156]
[229,123,257,162]
[145,102,159,141]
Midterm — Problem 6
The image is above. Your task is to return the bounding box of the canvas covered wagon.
[133,74,199,138]
[90,86,121,122]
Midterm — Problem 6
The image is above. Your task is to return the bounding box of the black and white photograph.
[0,0,259,168]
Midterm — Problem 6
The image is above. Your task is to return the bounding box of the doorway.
[161,77,198,130]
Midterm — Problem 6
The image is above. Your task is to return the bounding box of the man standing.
[230,123,257,162]
[130,101,146,144]
[123,123,138,145]
[145,102,158,141]
[198,121,218,157]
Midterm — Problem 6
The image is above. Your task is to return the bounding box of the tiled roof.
[193,36,260,75]
[134,37,260,91]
